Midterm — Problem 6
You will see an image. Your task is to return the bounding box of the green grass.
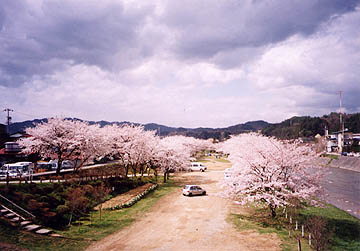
[0,180,178,251]
[322,154,339,160]
[196,158,211,163]
[196,156,230,164]
[215,158,231,164]
[228,212,311,251]
[299,205,360,251]
[229,204,360,251]
[321,153,339,165]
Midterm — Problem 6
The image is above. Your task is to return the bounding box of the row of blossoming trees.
[217,133,324,217]
[18,118,213,181]
[18,118,323,216]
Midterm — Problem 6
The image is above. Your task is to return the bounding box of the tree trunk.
[141,167,144,177]
[269,203,277,217]
[163,172,167,183]
[56,157,63,175]
[99,205,102,220]
[68,212,73,225]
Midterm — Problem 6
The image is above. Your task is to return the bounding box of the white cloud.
[1,1,359,127]
[245,10,360,114]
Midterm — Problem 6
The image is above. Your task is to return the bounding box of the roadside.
[318,155,360,173]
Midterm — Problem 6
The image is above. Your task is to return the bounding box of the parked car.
[36,162,53,172]
[48,160,76,170]
[0,170,7,179]
[0,163,29,178]
[189,162,207,172]
[15,162,34,175]
[182,185,206,196]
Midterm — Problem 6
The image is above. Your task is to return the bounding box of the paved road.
[321,166,360,219]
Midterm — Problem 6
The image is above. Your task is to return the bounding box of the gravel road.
[86,159,281,251]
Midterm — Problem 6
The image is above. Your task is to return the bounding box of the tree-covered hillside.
[262,113,360,139]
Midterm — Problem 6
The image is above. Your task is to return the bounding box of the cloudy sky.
[1,0,360,128]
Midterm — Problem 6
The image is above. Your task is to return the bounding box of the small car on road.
[188,162,207,172]
[183,185,206,196]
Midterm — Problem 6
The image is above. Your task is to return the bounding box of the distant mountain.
[8,118,269,140]
[8,113,359,140]
[262,112,360,139]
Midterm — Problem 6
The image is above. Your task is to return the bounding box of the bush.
[0,176,152,228]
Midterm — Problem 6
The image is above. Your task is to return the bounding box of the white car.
[189,162,207,172]
[183,185,206,196]
[1,163,30,178]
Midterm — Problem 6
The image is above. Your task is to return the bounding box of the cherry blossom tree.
[218,133,323,217]
[154,135,213,182]
[18,118,107,175]
[154,138,188,182]
[103,124,157,177]
[19,117,215,182]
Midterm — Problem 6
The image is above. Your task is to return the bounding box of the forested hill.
[8,119,269,140]
[262,113,360,139]
[7,113,359,140]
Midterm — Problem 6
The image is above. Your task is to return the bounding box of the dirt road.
[86,159,281,251]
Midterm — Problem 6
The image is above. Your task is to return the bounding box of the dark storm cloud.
[162,0,360,65]
[0,0,154,87]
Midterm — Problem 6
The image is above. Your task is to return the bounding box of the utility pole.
[3,108,14,135]
[338,91,343,153]
[339,91,343,132]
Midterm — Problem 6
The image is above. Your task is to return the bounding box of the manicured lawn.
[0,180,177,251]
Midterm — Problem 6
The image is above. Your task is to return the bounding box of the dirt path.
[86,158,281,251]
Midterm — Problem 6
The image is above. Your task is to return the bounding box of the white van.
[0,162,33,178]
[189,162,207,172]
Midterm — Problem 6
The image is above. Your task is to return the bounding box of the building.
[0,130,30,166]
[326,130,359,153]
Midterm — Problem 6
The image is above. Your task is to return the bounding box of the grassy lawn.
[0,180,177,251]
[299,205,360,251]
[229,204,360,251]
[196,156,230,164]
[322,153,339,160]
[215,158,231,164]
